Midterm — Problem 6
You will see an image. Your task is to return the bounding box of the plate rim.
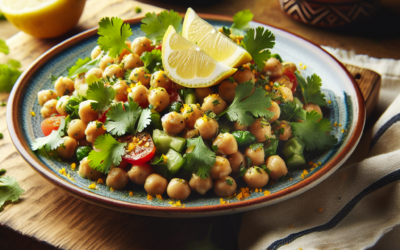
[6,14,366,217]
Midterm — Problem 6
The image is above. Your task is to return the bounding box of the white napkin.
[238,48,400,250]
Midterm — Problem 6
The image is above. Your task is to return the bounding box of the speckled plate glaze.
[7,15,365,218]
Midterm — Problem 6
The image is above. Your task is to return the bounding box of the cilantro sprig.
[141,10,182,44]
[218,81,274,126]
[291,111,337,151]
[231,9,253,30]
[68,56,102,79]
[279,101,306,122]
[0,39,9,54]
[31,119,66,152]
[0,59,22,92]
[86,81,115,111]
[295,72,326,106]
[140,50,163,74]
[241,27,275,69]
[97,17,133,58]
[0,176,25,211]
[184,137,216,179]
[88,134,126,174]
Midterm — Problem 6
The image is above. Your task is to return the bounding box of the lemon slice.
[162,26,237,88]
[0,0,85,38]
[182,8,252,68]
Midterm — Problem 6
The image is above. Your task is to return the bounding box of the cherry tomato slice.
[98,110,109,123]
[283,68,298,93]
[154,44,162,51]
[41,116,65,136]
[118,158,129,169]
[120,132,156,165]
[167,88,181,103]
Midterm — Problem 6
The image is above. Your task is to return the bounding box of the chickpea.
[79,100,99,124]
[268,101,280,123]
[180,128,200,139]
[195,87,214,104]
[304,103,323,117]
[210,156,232,179]
[129,67,151,87]
[218,79,238,103]
[271,75,293,90]
[263,58,283,78]
[181,104,204,129]
[122,53,143,70]
[148,87,170,112]
[40,99,58,118]
[150,71,172,89]
[74,75,85,89]
[85,121,106,144]
[67,119,87,140]
[128,84,149,107]
[249,118,272,142]
[233,68,255,84]
[212,133,238,155]
[75,82,89,98]
[128,164,154,185]
[279,86,293,102]
[162,112,186,135]
[234,121,247,131]
[242,166,269,188]
[167,178,191,200]
[202,94,227,115]
[56,95,70,116]
[244,146,265,166]
[118,40,132,61]
[106,168,129,190]
[78,157,102,180]
[112,80,129,102]
[131,36,155,56]
[266,155,288,181]
[227,151,246,172]
[194,116,218,140]
[56,136,77,159]
[38,89,58,106]
[214,176,237,197]
[54,76,74,96]
[103,64,124,79]
[144,173,168,195]
[282,62,297,73]
[275,121,292,141]
[91,46,102,60]
[99,55,115,71]
[85,68,103,80]
[189,174,213,195]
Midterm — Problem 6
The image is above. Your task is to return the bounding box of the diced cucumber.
[166,148,186,177]
[293,97,303,107]
[185,92,197,104]
[264,138,279,158]
[170,136,186,153]
[286,153,306,169]
[282,137,305,159]
[152,129,186,154]
[150,111,163,130]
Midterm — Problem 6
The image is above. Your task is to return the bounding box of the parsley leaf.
[141,10,182,44]
[86,81,115,111]
[291,111,337,151]
[279,101,306,122]
[97,17,133,58]
[184,137,216,179]
[0,39,9,54]
[88,134,127,174]
[105,98,143,136]
[140,50,163,74]
[295,72,326,106]
[241,27,275,69]
[0,176,25,211]
[219,81,274,126]
[31,119,66,151]
[68,56,102,79]
[0,59,22,92]
[231,9,253,30]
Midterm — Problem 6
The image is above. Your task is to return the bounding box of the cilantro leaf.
[225,178,233,186]
[0,59,22,93]
[140,50,163,74]
[140,10,182,44]
[221,26,231,36]
[279,101,306,122]
[231,9,253,30]
[0,176,25,211]
[137,108,152,133]
[86,81,115,111]
[88,134,126,174]
[0,39,9,54]
[241,27,275,69]
[68,56,102,79]
[295,72,326,106]
[105,98,142,136]
[219,81,274,126]
[97,17,133,58]
[184,137,216,179]
[65,96,84,119]
[31,119,66,151]
[291,111,337,151]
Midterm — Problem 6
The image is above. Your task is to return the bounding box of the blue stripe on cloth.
[266,169,400,250]
[370,113,400,149]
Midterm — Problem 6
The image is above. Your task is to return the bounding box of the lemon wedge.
[182,8,252,68]
[162,25,237,88]
[0,0,85,38]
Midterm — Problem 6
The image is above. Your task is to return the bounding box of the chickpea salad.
[31,9,338,202]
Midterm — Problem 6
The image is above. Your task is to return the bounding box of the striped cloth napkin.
[238,48,400,250]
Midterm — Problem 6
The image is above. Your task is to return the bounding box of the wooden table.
[0,0,388,249]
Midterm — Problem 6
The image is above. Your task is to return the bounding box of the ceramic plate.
[7,15,365,218]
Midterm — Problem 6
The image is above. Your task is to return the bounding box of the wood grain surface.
[0,0,382,249]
